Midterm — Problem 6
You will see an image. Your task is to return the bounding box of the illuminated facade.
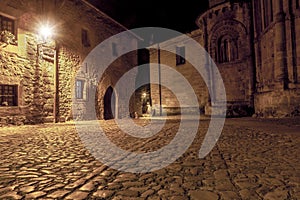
[150,0,300,117]
[0,0,139,125]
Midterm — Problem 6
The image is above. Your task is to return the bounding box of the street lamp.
[38,25,53,42]
[37,24,59,123]
[37,24,54,60]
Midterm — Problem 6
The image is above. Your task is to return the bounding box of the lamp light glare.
[39,25,53,41]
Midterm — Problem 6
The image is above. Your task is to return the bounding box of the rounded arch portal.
[103,86,117,120]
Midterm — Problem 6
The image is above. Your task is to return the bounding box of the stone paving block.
[263,187,289,200]
[116,189,139,197]
[170,195,189,200]
[0,191,22,200]
[169,183,185,194]
[64,178,86,189]
[79,181,95,191]
[47,190,70,198]
[122,181,144,188]
[220,191,241,200]
[182,181,198,190]
[25,191,46,199]
[0,186,14,194]
[239,189,261,200]
[19,186,35,193]
[157,189,175,198]
[65,191,89,200]
[214,169,229,180]
[107,182,123,190]
[127,186,149,193]
[111,196,145,200]
[43,183,65,191]
[189,190,219,200]
[93,189,115,199]
[234,178,258,189]
[141,189,155,198]
[215,179,236,191]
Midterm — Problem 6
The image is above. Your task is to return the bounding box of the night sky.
[88,0,209,34]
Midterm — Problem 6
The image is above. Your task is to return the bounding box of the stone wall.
[149,30,208,116]
[57,47,80,122]
[0,0,139,125]
[252,0,300,117]
[0,30,55,126]
[196,1,254,117]
[95,50,139,120]
[149,1,256,117]
[254,89,300,117]
[54,0,139,120]
[149,0,299,118]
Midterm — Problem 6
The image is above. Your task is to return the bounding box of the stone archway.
[104,86,116,120]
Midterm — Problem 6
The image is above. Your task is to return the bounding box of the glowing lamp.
[39,25,53,42]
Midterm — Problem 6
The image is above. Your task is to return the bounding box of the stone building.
[149,30,210,116]
[149,0,300,117]
[0,0,139,126]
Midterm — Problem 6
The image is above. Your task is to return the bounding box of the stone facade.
[252,0,300,117]
[0,0,139,126]
[149,0,300,117]
[197,1,254,117]
[149,30,208,116]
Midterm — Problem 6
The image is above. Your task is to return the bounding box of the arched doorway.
[104,86,116,120]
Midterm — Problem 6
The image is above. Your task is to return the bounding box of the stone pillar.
[273,0,288,89]
[203,18,213,109]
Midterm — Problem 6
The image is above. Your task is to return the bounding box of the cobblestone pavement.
[0,116,299,200]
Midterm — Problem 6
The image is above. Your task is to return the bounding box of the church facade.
[0,0,139,126]
[149,0,300,117]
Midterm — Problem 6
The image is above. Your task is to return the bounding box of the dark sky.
[88,0,209,34]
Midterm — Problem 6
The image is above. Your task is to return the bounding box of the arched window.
[216,35,238,63]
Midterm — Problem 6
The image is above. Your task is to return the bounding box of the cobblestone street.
[0,117,299,200]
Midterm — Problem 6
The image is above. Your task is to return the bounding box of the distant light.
[142,92,147,98]
[39,25,53,41]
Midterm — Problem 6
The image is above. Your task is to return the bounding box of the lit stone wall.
[252,0,300,117]
[0,29,56,125]
[150,2,255,117]
[149,30,209,116]
[0,0,139,125]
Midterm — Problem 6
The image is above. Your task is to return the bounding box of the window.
[81,29,90,47]
[112,42,118,57]
[75,80,84,99]
[176,46,185,65]
[0,15,15,34]
[0,85,18,106]
[216,36,238,63]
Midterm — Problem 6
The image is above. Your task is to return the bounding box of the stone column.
[202,18,213,115]
[273,0,288,89]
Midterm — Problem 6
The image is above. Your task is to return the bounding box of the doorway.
[104,86,116,120]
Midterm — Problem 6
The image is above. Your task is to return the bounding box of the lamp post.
[37,25,59,123]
